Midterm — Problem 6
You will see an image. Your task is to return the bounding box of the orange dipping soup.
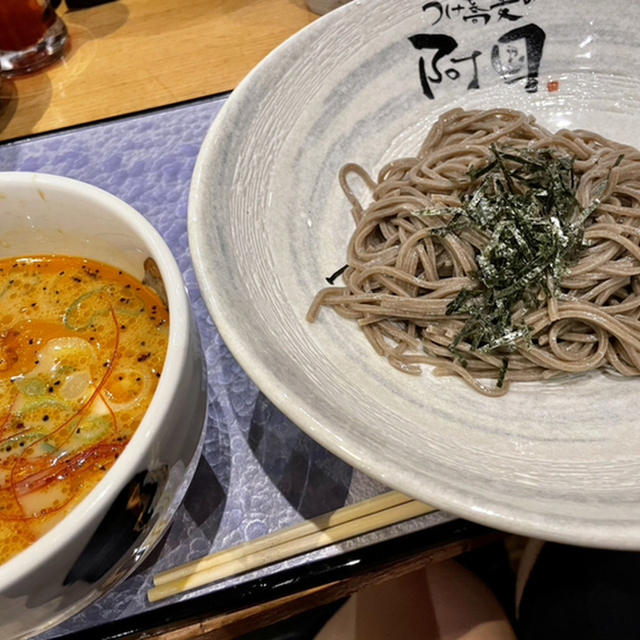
[0,256,169,565]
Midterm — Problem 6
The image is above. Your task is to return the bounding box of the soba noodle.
[307,108,640,396]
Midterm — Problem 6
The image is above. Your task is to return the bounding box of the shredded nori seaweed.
[416,145,614,381]
[326,264,348,285]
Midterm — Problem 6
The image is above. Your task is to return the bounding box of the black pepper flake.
[137,353,150,362]
[42,415,49,422]
[82,266,100,278]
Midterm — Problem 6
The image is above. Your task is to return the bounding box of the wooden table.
[0,0,318,142]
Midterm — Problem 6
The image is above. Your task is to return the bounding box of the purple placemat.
[0,96,452,638]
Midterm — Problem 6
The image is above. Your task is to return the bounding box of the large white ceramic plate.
[190,0,640,548]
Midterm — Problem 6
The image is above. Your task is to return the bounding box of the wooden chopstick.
[153,490,411,587]
[148,492,435,602]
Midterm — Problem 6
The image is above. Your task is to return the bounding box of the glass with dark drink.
[0,0,68,76]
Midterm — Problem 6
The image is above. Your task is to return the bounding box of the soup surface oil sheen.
[0,256,169,565]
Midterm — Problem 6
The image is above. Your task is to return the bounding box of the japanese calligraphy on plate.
[409,1,545,98]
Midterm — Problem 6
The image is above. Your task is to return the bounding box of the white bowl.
[189,0,640,549]
[0,172,207,639]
